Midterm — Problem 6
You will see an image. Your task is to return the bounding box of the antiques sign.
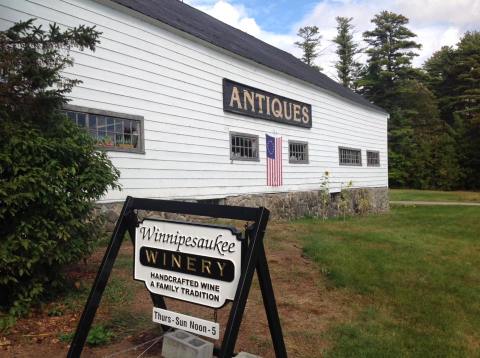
[223,78,312,128]
[134,219,242,308]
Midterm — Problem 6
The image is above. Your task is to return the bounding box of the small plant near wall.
[319,171,331,220]
[338,181,353,220]
[357,189,372,215]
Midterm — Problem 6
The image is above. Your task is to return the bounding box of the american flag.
[266,134,283,186]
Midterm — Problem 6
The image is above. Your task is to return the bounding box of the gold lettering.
[145,250,158,264]
[255,93,265,113]
[283,101,293,120]
[172,254,181,269]
[229,86,243,109]
[187,256,196,272]
[202,259,212,274]
[266,96,271,115]
[217,262,227,277]
[302,106,310,124]
[272,98,283,118]
[163,251,167,266]
[243,90,255,112]
[293,104,301,122]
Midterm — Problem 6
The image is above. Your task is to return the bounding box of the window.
[230,132,259,161]
[63,105,144,153]
[339,147,362,166]
[367,150,380,166]
[289,141,309,164]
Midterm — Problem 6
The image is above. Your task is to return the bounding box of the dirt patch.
[1,223,358,357]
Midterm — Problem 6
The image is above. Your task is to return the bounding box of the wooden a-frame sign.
[67,196,287,357]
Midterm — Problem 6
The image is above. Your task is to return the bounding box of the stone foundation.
[224,187,389,220]
[97,187,389,231]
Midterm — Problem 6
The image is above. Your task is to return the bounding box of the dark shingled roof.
[110,0,386,113]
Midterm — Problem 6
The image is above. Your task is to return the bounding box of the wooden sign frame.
[67,196,287,358]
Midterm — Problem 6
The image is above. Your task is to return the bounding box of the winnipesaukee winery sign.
[134,219,241,309]
[223,78,312,128]
[67,198,287,358]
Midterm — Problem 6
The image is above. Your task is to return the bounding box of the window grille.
[289,141,309,164]
[339,147,362,166]
[367,150,380,166]
[230,132,259,161]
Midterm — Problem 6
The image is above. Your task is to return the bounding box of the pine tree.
[394,80,460,189]
[333,16,361,90]
[425,32,480,124]
[359,11,421,110]
[295,26,322,71]
[425,32,480,189]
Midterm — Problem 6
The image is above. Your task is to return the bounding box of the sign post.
[67,196,287,358]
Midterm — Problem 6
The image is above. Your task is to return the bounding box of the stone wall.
[98,187,389,231]
[224,187,389,220]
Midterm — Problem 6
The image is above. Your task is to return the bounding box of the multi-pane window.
[230,132,259,161]
[367,150,380,166]
[339,147,362,166]
[289,141,309,163]
[64,107,144,153]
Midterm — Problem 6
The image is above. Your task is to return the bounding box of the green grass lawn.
[298,206,480,357]
[390,189,480,202]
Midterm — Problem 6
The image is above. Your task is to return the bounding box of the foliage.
[333,17,362,90]
[59,325,114,346]
[389,80,460,188]
[358,11,421,109]
[0,20,120,315]
[319,171,330,220]
[300,205,480,357]
[337,181,353,220]
[424,31,480,189]
[353,11,465,190]
[294,26,322,71]
[359,11,421,108]
[355,189,371,215]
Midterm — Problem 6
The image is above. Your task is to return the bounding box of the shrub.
[0,20,119,315]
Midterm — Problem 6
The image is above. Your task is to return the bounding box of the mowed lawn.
[298,205,480,357]
[390,189,480,202]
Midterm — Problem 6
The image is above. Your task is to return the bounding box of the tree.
[359,11,421,110]
[357,11,435,189]
[0,20,120,316]
[333,16,362,90]
[295,25,322,71]
[389,80,460,188]
[425,32,480,188]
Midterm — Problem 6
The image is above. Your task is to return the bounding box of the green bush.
[59,325,113,346]
[0,20,119,315]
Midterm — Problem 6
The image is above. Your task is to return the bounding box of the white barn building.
[0,0,389,218]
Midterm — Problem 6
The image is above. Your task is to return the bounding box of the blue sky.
[186,0,480,79]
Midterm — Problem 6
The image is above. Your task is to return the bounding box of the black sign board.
[139,247,236,282]
[223,78,312,128]
[67,197,287,358]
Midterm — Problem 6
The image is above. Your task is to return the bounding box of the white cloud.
[297,0,479,72]
[185,0,299,54]
[186,0,479,80]
[395,0,480,28]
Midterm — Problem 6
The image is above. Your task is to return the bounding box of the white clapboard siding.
[0,0,389,202]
